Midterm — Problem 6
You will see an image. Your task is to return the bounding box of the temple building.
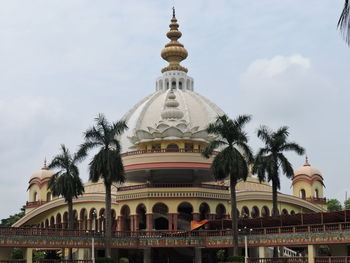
[13,10,327,263]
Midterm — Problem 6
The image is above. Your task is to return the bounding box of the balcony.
[117,182,229,191]
[25,201,48,208]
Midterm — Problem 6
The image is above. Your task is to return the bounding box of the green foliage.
[226,255,245,262]
[11,248,23,259]
[344,198,350,209]
[338,0,350,46]
[0,208,25,226]
[216,249,226,261]
[327,199,342,211]
[95,257,114,263]
[33,251,46,260]
[119,258,129,263]
[48,144,85,203]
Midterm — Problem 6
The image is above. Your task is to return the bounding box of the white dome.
[120,88,225,152]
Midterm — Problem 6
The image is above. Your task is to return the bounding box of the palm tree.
[78,113,128,258]
[48,144,85,260]
[253,126,304,257]
[338,0,350,45]
[202,114,253,256]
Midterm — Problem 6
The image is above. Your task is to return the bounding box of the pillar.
[117,216,123,231]
[23,248,33,263]
[173,213,178,231]
[307,245,316,263]
[168,213,173,231]
[194,247,202,263]
[76,248,87,260]
[143,248,151,263]
[146,214,153,231]
[130,215,136,231]
[258,247,266,258]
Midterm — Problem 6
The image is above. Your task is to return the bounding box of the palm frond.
[280,142,305,155]
[202,140,226,158]
[257,125,272,145]
[278,153,294,179]
[338,0,350,45]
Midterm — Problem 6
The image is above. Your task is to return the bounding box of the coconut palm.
[78,113,128,258]
[253,126,304,257]
[48,144,85,259]
[202,114,253,256]
[338,0,350,45]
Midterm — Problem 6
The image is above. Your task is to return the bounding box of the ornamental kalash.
[13,10,326,263]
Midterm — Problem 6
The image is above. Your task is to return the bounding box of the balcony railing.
[2,221,350,238]
[315,257,350,263]
[248,258,308,263]
[25,201,49,208]
[117,182,229,191]
[121,148,215,157]
[305,197,327,205]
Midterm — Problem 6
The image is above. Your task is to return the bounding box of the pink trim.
[124,162,211,171]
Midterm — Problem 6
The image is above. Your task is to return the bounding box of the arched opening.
[178,202,193,230]
[166,144,179,152]
[120,205,131,231]
[46,192,52,201]
[40,222,44,228]
[153,203,169,230]
[80,209,88,230]
[186,79,190,90]
[89,208,97,231]
[171,79,176,89]
[166,80,170,90]
[241,206,249,218]
[63,212,68,229]
[215,204,226,219]
[261,206,270,217]
[111,209,117,231]
[315,189,319,199]
[251,206,260,218]
[185,143,194,152]
[199,203,210,220]
[99,208,105,232]
[136,204,147,230]
[300,189,306,200]
[282,209,289,216]
[179,81,183,90]
[50,216,55,228]
[290,210,296,215]
[33,192,38,202]
[45,219,49,228]
[56,213,62,229]
[73,210,79,229]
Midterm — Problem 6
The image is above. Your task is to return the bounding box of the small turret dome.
[294,157,322,177]
[29,160,55,182]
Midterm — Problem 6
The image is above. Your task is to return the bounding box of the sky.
[0,0,349,220]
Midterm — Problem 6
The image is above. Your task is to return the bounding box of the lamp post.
[239,226,253,263]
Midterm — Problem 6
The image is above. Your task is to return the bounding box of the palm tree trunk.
[105,184,112,258]
[230,176,239,256]
[67,199,74,260]
[272,182,278,258]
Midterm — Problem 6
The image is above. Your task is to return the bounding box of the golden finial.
[304,155,310,166]
[161,8,188,73]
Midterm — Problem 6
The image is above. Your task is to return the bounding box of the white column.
[143,248,151,263]
[308,245,316,263]
[194,247,202,263]
[24,248,33,263]
[258,247,266,258]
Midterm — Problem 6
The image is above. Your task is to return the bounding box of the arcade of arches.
[33,202,298,232]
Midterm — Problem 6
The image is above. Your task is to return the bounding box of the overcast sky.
[0,0,349,220]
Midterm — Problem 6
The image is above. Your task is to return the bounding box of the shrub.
[216,249,226,261]
[227,255,245,262]
[119,258,129,263]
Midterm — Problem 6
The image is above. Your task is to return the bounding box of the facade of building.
[13,11,327,262]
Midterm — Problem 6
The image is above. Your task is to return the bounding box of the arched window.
[290,210,296,215]
[216,204,226,219]
[282,209,289,216]
[241,206,249,218]
[153,203,169,230]
[178,202,193,230]
[261,206,270,217]
[199,203,210,220]
[300,189,306,200]
[171,81,176,89]
[314,189,319,199]
[251,206,260,218]
[120,205,131,231]
[136,204,147,230]
[33,192,38,202]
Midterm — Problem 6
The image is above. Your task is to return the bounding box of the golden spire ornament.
[161,8,188,73]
